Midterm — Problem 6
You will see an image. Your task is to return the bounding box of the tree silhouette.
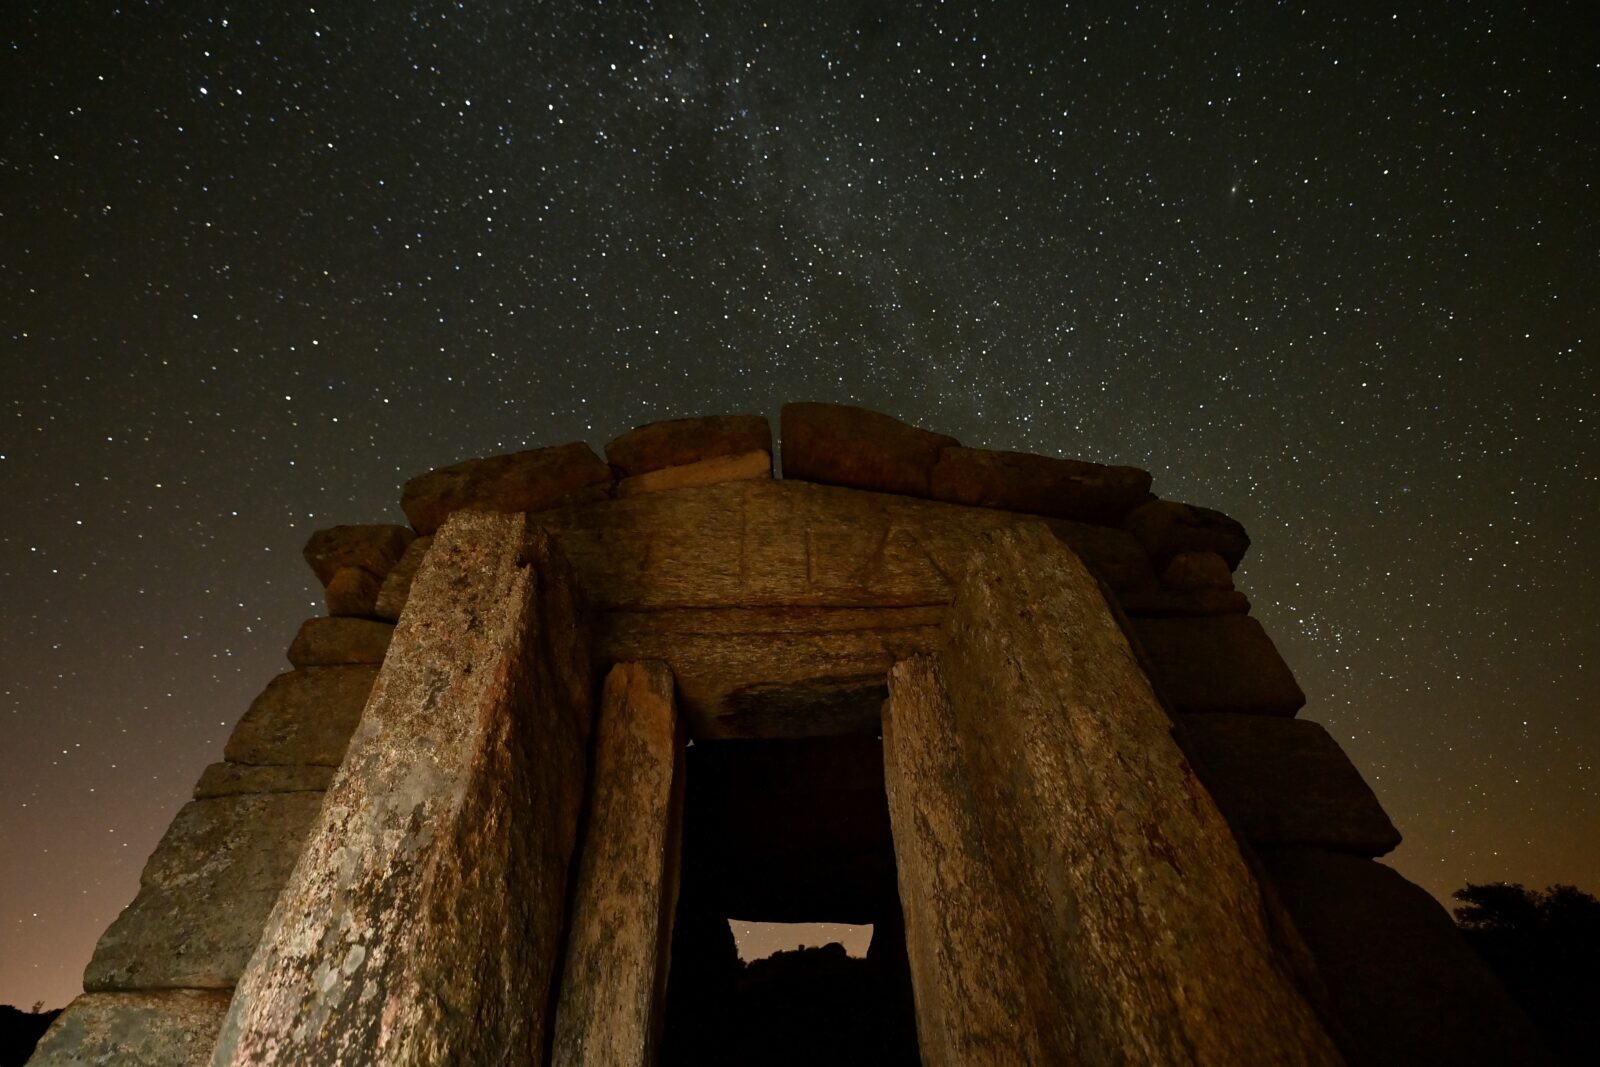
[1453,882,1600,1064]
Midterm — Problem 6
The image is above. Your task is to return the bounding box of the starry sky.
[2,1,1595,1011]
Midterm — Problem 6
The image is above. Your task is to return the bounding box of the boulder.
[286,616,394,666]
[373,534,431,622]
[1124,499,1250,569]
[323,565,381,617]
[929,446,1153,525]
[223,665,378,766]
[1119,587,1251,618]
[301,524,414,585]
[83,792,325,990]
[1261,848,1553,1066]
[399,441,613,534]
[780,402,958,497]
[1131,614,1305,716]
[1161,551,1235,590]
[1178,714,1401,855]
[604,413,772,476]
[616,449,772,497]
[193,762,336,799]
[27,990,233,1067]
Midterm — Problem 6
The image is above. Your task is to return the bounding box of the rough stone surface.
[934,523,1341,1065]
[286,617,393,666]
[372,535,431,622]
[1119,586,1251,618]
[616,449,771,497]
[322,565,380,618]
[538,479,1155,611]
[214,512,594,1067]
[83,792,325,991]
[193,762,335,799]
[598,606,943,739]
[551,662,683,1067]
[605,414,771,476]
[301,524,414,586]
[1125,498,1251,569]
[1132,614,1306,716]
[1162,550,1235,590]
[1262,848,1553,1066]
[883,658,1043,1067]
[399,441,613,534]
[780,402,958,497]
[929,446,1153,525]
[223,666,378,767]
[28,990,233,1067]
[1179,714,1402,856]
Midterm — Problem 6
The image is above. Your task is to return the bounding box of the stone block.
[1119,587,1251,618]
[1178,714,1401,856]
[301,524,414,585]
[1131,614,1305,716]
[1161,551,1234,590]
[223,666,378,766]
[604,413,771,476]
[28,990,233,1067]
[780,402,958,497]
[193,762,336,799]
[929,446,1153,525]
[323,565,380,617]
[1124,499,1250,569]
[616,449,772,497]
[83,792,325,991]
[373,534,431,622]
[286,617,393,666]
[400,441,613,534]
[1261,848,1552,1066]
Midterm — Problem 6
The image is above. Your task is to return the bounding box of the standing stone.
[213,512,594,1067]
[223,666,379,767]
[780,402,958,497]
[373,534,432,622]
[551,662,683,1067]
[322,565,381,617]
[929,446,1153,525]
[84,792,326,991]
[29,990,233,1067]
[882,658,1043,1067]
[286,617,393,666]
[935,523,1342,1065]
[399,441,614,535]
[604,414,771,476]
[1132,614,1306,716]
[301,524,415,586]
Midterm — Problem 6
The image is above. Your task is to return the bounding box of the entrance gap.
[659,736,922,1067]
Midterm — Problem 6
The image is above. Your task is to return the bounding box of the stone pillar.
[211,512,594,1066]
[923,522,1343,1065]
[550,661,684,1067]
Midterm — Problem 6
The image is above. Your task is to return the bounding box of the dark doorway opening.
[658,736,922,1067]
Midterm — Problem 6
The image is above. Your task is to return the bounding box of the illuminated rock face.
[36,404,1548,1067]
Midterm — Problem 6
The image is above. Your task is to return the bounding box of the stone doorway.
[658,736,921,1067]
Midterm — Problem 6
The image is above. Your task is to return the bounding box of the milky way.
[2,2,1595,1009]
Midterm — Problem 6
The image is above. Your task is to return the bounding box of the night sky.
[3,2,1595,1011]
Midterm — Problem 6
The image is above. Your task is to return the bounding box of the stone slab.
[1119,587,1251,618]
[373,535,431,622]
[301,524,414,586]
[1125,499,1251,569]
[551,662,683,1067]
[192,762,335,799]
[286,617,393,667]
[1262,848,1552,1066]
[604,414,771,476]
[1162,551,1235,590]
[83,792,325,991]
[214,512,594,1065]
[780,402,957,497]
[323,565,380,617]
[399,441,613,534]
[1179,714,1401,856]
[616,449,771,497]
[223,666,378,767]
[929,445,1153,525]
[1132,614,1306,716]
[28,990,233,1067]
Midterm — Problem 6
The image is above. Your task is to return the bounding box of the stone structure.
[30,404,1549,1066]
